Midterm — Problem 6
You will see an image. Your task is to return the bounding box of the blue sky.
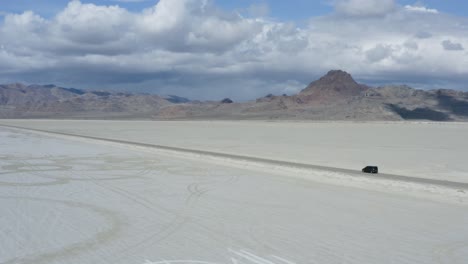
[2,0,467,19]
[0,0,467,100]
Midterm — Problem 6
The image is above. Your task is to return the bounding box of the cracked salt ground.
[1,127,468,264]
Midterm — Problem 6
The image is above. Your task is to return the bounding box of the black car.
[362,166,378,174]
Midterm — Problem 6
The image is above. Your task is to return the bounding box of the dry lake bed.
[1,120,468,264]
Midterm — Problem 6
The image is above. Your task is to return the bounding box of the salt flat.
[0,119,467,183]
[1,126,468,264]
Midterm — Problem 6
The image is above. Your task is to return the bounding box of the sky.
[0,0,467,100]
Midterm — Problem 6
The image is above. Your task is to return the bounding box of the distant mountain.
[0,83,171,119]
[1,71,467,121]
[155,70,468,121]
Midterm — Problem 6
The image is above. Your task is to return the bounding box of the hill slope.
[0,84,171,119]
[1,70,467,121]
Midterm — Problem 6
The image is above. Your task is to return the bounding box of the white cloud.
[404,40,418,50]
[0,0,467,100]
[366,44,394,62]
[404,5,439,14]
[135,0,261,52]
[334,0,396,17]
[53,1,133,45]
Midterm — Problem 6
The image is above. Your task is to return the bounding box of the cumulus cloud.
[0,0,467,100]
[442,40,464,51]
[54,1,133,45]
[334,0,396,17]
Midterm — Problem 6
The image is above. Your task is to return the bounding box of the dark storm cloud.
[442,40,464,51]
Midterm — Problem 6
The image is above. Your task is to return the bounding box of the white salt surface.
[1,120,467,183]
[1,127,468,264]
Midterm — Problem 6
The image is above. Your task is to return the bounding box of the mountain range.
[1,70,467,121]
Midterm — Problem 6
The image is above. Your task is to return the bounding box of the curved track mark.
[0,196,124,264]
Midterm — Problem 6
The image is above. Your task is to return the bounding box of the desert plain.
[1,120,468,264]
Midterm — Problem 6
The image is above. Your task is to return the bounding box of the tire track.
[1,124,468,192]
[0,196,124,264]
[433,241,468,264]
[0,159,71,187]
